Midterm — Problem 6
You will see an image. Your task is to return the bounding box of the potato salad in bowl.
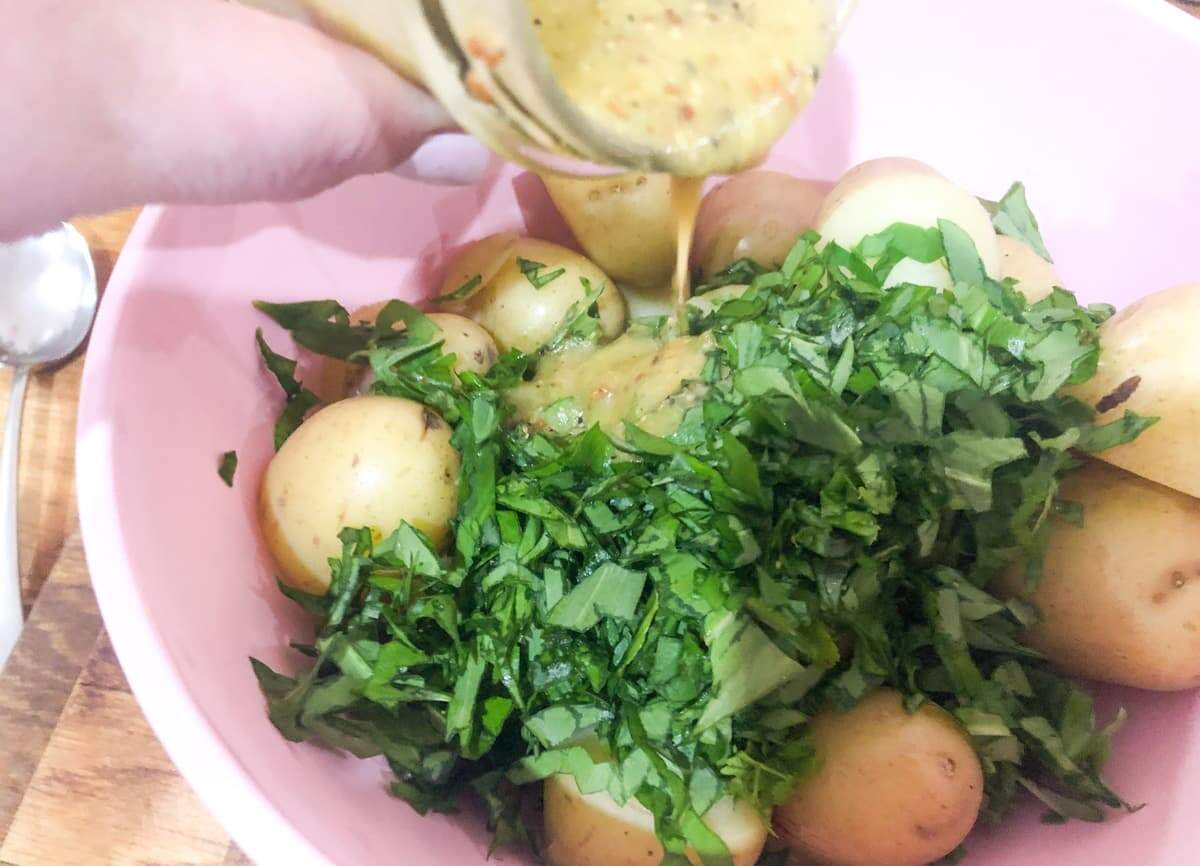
[244,156,1200,866]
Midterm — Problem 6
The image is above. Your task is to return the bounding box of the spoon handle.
[0,365,30,669]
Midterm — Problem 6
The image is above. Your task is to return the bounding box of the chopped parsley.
[251,212,1149,862]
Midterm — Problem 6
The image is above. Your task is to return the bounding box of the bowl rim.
[76,4,1200,864]
[76,205,332,866]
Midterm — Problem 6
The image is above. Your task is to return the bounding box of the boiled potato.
[775,688,982,866]
[1065,282,1200,499]
[430,312,500,375]
[544,773,766,866]
[996,459,1200,690]
[542,173,677,291]
[815,157,1000,284]
[693,171,831,279]
[998,235,1061,303]
[315,303,498,402]
[439,232,520,300]
[442,237,626,353]
[258,395,459,594]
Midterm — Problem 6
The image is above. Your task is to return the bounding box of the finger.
[0,0,456,237]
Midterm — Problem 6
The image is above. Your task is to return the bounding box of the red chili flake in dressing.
[465,36,506,67]
[665,8,683,25]
[465,71,495,104]
[680,103,696,121]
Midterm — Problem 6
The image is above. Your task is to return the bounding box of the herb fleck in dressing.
[527,0,836,175]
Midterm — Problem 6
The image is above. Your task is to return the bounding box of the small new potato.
[439,232,520,299]
[544,774,767,866]
[1065,282,1200,499]
[816,157,1000,285]
[315,303,498,402]
[259,395,459,594]
[693,171,831,279]
[775,688,983,866]
[996,459,1200,690]
[997,235,1061,303]
[442,237,626,353]
[542,172,677,291]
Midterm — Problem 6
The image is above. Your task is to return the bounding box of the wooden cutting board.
[1,7,1197,860]
[0,209,251,866]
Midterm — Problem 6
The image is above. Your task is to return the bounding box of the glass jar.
[247,0,855,177]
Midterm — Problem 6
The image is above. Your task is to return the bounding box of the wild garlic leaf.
[217,450,238,486]
[548,563,647,631]
[939,219,986,287]
[517,257,567,289]
[250,194,1149,852]
[987,182,1054,262]
[434,274,482,303]
[697,612,806,731]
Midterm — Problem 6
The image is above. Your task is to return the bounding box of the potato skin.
[258,395,459,594]
[1065,282,1200,499]
[315,304,498,403]
[542,172,677,291]
[430,312,499,376]
[439,232,520,299]
[815,157,1001,280]
[997,235,1061,303]
[693,171,831,279]
[775,688,982,866]
[442,237,626,353]
[544,774,767,866]
[996,459,1200,690]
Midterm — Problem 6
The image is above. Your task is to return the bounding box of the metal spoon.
[0,224,97,668]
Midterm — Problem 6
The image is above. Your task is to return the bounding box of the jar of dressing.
[245,0,854,177]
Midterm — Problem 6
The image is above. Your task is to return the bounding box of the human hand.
[0,0,492,240]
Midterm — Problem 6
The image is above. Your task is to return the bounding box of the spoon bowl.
[0,223,98,367]
[0,222,98,668]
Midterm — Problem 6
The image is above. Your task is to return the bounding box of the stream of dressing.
[511,2,840,430]
[671,176,705,320]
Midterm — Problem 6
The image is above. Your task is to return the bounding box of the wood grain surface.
[0,5,1197,862]
[0,209,250,865]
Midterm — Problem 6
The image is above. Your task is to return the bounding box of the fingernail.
[392,132,498,186]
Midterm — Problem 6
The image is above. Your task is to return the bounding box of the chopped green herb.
[434,274,482,304]
[517,257,567,289]
[252,194,1145,861]
[217,450,238,487]
[255,329,322,449]
[984,182,1054,263]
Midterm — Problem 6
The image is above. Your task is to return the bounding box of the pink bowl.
[77,1,1200,864]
